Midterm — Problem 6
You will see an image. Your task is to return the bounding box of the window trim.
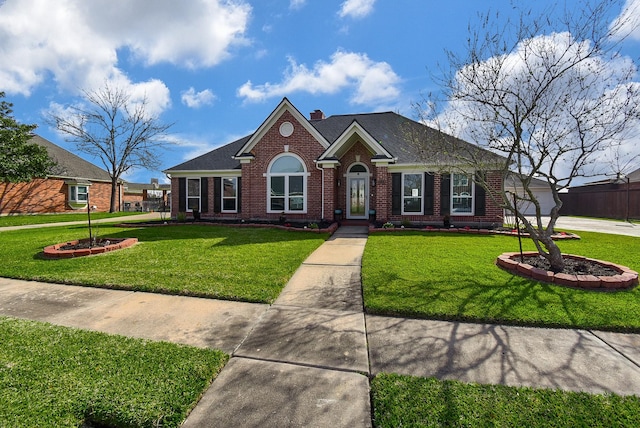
[450,173,475,216]
[186,177,201,212]
[69,184,89,203]
[221,177,238,213]
[266,153,308,214]
[401,172,424,215]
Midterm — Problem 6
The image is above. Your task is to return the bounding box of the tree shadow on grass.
[363,267,640,332]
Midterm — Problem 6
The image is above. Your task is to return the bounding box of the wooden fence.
[559,181,640,220]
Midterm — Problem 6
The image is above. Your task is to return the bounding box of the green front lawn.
[0,317,228,428]
[363,231,640,332]
[0,224,328,303]
[372,373,640,427]
[0,211,146,227]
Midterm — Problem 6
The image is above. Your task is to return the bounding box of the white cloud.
[46,76,171,135]
[0,0,251,96]
[290,0,306,10]
[237,50,401,106]
[338,0,376,19]
[610,0,640,40]
[181,87,216,108]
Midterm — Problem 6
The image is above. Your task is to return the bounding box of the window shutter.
[440,173,450,215]
[178,177,186,212]
[213,177,221,213]
[237,177,242,213]
[424,173,434,215]
[391,173,402,215]
[201,177,209,213]
[474,172,486,216]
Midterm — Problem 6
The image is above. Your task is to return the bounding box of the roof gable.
[318,120,394,164]
[234,98,330,159]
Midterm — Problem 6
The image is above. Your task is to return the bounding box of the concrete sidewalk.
[1,224,640,427]
[0,212,162,232]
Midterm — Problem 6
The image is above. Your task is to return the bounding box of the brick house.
[0,135,122,214]
[165,98,504,227]
[123,179,170,212]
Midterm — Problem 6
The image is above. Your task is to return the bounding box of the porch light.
[337,178,341,187]
[371,178,376,187]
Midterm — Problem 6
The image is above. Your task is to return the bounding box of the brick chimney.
[310,109,325,120]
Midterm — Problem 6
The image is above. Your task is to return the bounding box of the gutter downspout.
[314,161,325,221]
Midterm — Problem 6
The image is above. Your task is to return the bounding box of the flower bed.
[115,220,339,234]
[369,225,579,240]
[496,251,638,290]
[43,238,138,259]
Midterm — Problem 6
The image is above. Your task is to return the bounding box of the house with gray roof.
[164,98,504,226]
[0,135,122,214]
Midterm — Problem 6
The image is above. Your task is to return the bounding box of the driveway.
[538,216,640,237]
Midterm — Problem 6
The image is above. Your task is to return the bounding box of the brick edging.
[43,238,138,259]
[496,251,638,290]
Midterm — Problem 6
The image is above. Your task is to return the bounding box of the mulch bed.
[517,254,619,276]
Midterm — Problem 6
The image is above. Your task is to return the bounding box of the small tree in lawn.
[48,82,172,212]
[414,0,640,272]
[0,92,55,182]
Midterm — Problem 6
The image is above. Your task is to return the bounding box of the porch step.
[339,220,371,227]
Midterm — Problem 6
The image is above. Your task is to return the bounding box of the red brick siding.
[374,165,389,220]
[241,111,326,222]
[0,178,117,214]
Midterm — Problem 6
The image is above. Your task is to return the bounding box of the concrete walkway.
[1,223,640,426]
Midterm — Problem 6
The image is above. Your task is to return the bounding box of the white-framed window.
[187,178,201,212]
[222,177,237,212]
[451,173,474,215]
[69,185,88,203]
[268,154,306,213]
[403,173,423,214]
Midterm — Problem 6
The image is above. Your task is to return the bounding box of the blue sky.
[1,0,639,184]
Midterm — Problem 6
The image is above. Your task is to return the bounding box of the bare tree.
[414,0,640,272]
[48,83,172,212]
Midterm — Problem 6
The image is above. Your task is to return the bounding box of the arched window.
[349,164,367,173]
[268,154,306,213]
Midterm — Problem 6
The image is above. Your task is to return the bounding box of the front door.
[348,177,367,219]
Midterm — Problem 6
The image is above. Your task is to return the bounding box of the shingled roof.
[30,134,112,182]
[165,110,502,172]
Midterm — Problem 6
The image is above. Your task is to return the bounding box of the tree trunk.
[109,178,118,213]
[540,235,564,273]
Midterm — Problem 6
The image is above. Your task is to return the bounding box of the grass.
[2,224,640,425]
[362,231,640,332]
[371,373,640,427]
[0,224,327,303]
[0,316,228,428]
[0,211,146,227]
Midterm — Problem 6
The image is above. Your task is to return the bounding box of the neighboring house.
[123,179,170,212]
[164,98,504,227]
[504,174,557,217]
[0,135,122,214]
[560,168,640,220]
